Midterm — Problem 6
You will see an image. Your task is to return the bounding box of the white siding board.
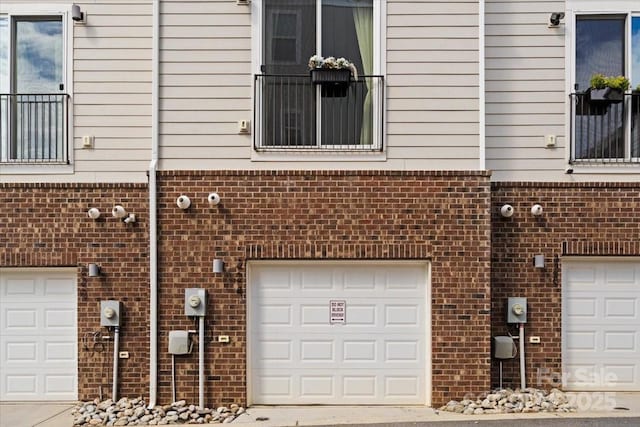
[388,86,477,99]
[161,87,250,98]
[388,50,479,63]
[74,49,152,60]
[388,26,478,39]
[486,125,564,138]
[388,98,480,111]
[387,2,478,15]
[160,50,249,62]
[160,14,249,26]
[74,82,151,93]
[161,74,250,87]
[74,60,151,71]
[74,38,150,49]
[486,136,565,149]
[388,39,478,51]
[161,26,248,38]
[387,62,478,75]
[74,71,151,82]
[387,111,479,123]
[161,99,248,111]
[387,14,478,27]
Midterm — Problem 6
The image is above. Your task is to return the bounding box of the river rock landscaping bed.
[72,397,244,425]
[439,388,577,415]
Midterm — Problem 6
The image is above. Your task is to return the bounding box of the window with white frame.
[255,0,383,151]
[571,12,640,163]
[0,7,70,164]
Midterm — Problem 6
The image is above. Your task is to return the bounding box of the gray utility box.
[185,288,206,317]
[168,330,190,355]
[100,300,123,327]
[494,336,516,359]
[507,297,527,323]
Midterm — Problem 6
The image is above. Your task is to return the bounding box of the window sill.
[251,149,387,162]
[567,163,640,175]
[0,163,74,175]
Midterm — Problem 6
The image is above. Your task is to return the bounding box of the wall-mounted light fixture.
[213,259,224,273]
[112,205,127,219]
[548,12,565,27]
[72,4,86,23]
[88,263,101,277]
[177,195,191,210]
[531,204,543,216]
[207,193,221,205]
[533,254,545,269]
[87,208,101,220]
[500,204,514,218]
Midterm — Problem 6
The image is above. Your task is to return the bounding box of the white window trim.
[565,2,640,172]
[250,0,387,162]
[0,3,74,175]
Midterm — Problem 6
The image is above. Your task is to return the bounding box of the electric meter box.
[185,288,206,317]
[168,330,190,355]
[493,336,515,359]
[507,297,527,323]
[100,300,123,327]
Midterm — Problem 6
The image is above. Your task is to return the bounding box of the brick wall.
[157,170,492,407]
[491,182,640,390]
[0,183,149,400]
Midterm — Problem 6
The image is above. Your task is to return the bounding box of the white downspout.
[478,0,486,171]
[148,0,160,410]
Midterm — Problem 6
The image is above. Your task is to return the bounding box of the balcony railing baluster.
[254,74,383,151]
[0,93,70,164]
[570,92,639,164]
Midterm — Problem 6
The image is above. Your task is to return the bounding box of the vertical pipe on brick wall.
[148,0,160,410]
[478,0,485,170]
[113,326,120,401]
[199,317,205,409]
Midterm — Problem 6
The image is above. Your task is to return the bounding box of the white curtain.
[353,1,373,145]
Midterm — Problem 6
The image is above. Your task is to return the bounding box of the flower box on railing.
[310,69,352,97]
[588,87,624,104]
[310,68,352,85]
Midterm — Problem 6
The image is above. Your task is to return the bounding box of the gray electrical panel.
[185,288,206,317]
[168,330,190,355]
[507,297,527,323]
[100,300,123,327]
[493,336,516,359]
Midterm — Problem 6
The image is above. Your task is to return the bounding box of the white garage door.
[563,261,640,391]
[0,270,77,401]
[248,262,430,405]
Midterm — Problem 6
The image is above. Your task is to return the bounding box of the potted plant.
[588,73,630,103]
[308,55,358,97]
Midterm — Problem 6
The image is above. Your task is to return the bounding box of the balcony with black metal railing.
[0,93,70,164]
[570,91,640,164]
[254,74,384,152]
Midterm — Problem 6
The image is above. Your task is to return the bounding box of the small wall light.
[88,263,101,277]
[72,4,85,23]
[531,204,543,216]
[500,204,514,218]
[87,208,101,220]
[548,12,565,27]
[112,205,127,219]
[177,195,191,210]
[207,192,221,205]
[213,259,224,273]
[534,254,545,269]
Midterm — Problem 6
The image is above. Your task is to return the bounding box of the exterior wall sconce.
[72,4,86,23]
[533,255,545,269]
[531,204,543,216]
[88,263,101,277]
[213,259,224,273]
[87,208,101,219]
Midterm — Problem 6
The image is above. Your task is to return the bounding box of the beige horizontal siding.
[485,0,567,181]
[1,1,152,183]
[158,0,252,170]
[159,0,481,171]
[385,0,480,169]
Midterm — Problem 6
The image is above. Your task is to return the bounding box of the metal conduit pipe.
[113,326,120,401]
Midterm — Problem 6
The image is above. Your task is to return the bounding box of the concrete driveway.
[0,402,74,427]
[2,393,638,427]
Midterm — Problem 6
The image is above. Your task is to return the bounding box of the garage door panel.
[250,263,429,404]
[1,270,77,401]
[604,298,637,318]
[563,261,640,391]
